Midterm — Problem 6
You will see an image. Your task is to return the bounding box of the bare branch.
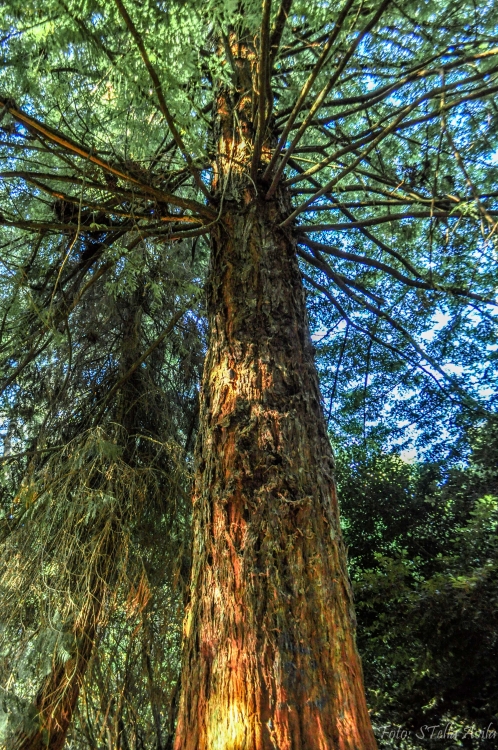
[262,0,356,186]
[266,0,392,196]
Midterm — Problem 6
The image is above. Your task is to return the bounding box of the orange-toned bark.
[13,599,99,750]
[174,192,377,749]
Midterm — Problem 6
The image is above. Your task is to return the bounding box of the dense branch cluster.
[0,0,496,424]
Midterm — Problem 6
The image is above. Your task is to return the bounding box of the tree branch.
[266,0,392,196]
[283,76,498,194]
[299,236,498,307]
[269,0,294,68]
[281,101,418,221]
[297,247,386,306]
[0,98,214,219]
[324,260,486,412]
[262,0,356,186]
[113,0,213,203]
[93,307,189,424]
[287,157,426,277]
[301,272,456,402]
[252,0,273,180]
[297,210,498,230]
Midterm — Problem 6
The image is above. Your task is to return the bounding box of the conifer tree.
[0,245,202,747]
[0,1,497,748]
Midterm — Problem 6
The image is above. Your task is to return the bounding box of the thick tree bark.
[174,193,376,749]
[12,597,100,750]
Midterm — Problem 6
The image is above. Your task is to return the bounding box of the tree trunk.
[13,597,100,750]
[174,192,376,749]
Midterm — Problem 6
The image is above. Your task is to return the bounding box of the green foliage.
[337,422,498,748]
[1,0,496,450]
[0,234,204,746]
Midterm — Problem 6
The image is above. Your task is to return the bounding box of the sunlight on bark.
[207,701,250,750]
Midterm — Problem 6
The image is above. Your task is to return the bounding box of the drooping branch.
[287,157,427,278]
[296,246,386,306]
[301,271,456,402]
[299,236,498,307]
[304,259,488,414]
[0,231,131,393]
[93,306,189,424]
[297,209,498,230]
[327,318,349,422]
[324,259,487,412]
[0,334,53,396]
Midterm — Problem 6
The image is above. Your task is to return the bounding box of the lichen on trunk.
[174,191,376,749]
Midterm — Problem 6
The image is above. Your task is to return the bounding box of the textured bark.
[12,599,99,750]
[174,193,377,749]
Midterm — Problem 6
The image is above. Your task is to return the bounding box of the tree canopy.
[1,0,497,440]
